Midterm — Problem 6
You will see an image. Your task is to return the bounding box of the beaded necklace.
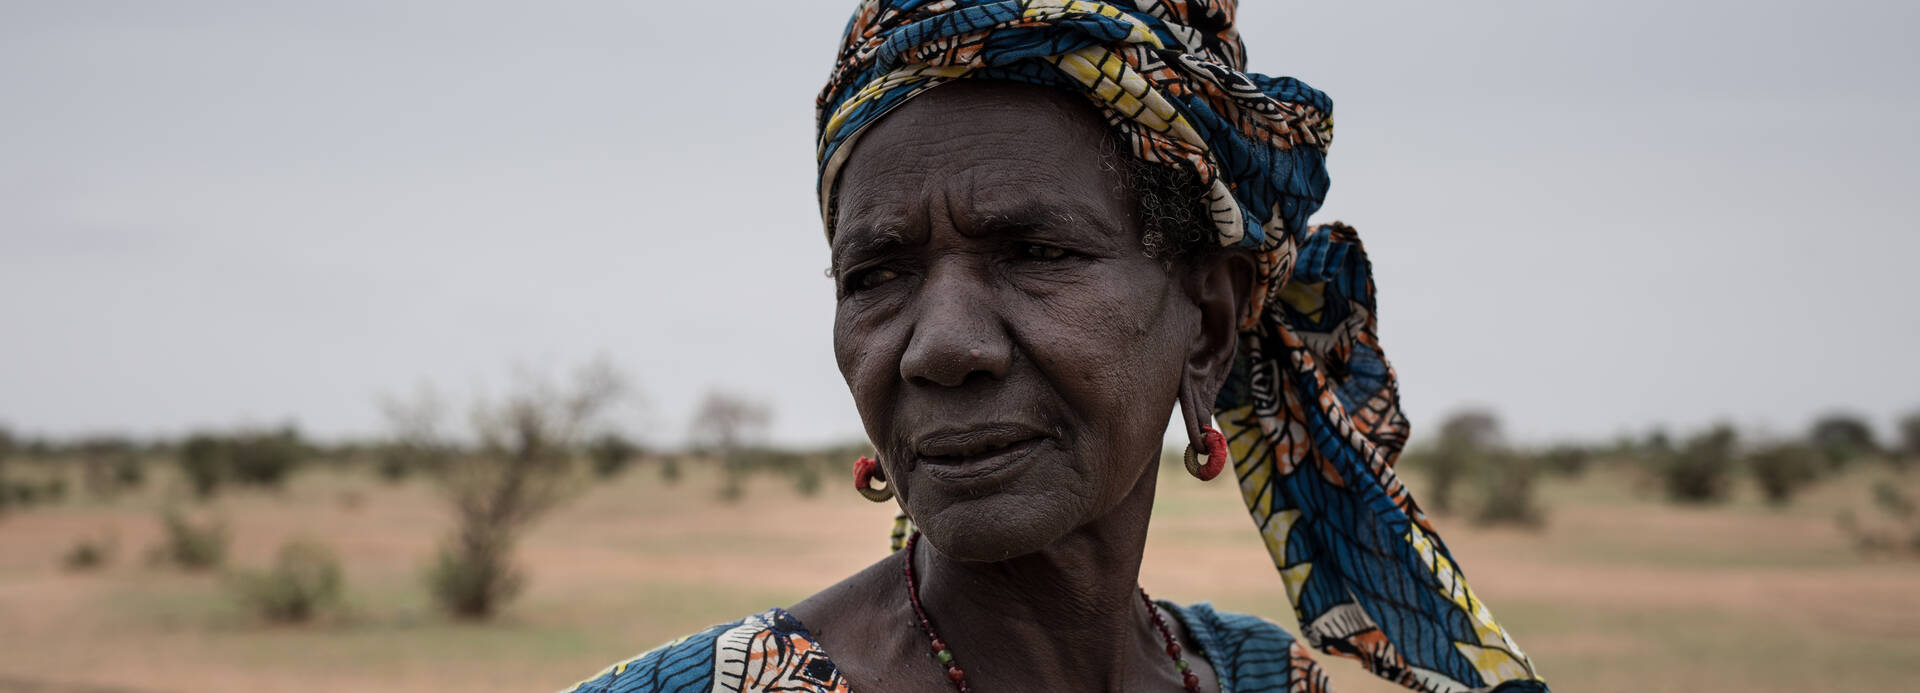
[902,532,1203,692]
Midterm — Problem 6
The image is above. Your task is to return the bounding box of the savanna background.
[3,2,1916,692]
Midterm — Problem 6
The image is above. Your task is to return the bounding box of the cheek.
[834,303,906,441]
[1018,268,1192,469]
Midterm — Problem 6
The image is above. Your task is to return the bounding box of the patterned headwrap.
[816,2,1548,692]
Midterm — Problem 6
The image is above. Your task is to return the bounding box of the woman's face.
[830,82,1209,561]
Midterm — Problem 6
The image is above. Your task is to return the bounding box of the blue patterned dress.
[562,602,1328,693]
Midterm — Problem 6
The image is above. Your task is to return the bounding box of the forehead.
[832,81,1130,241]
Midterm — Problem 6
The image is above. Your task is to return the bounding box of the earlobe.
[1176,251,1256,450]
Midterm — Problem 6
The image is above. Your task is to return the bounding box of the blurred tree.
[791,459,824,497]
[1661,424,1738,503]
[587,432,640,479]
[179,434,228,499]
[689,392,773,456]
[1439,409,1502,450]
[1896,410,1920,470]
[227,427,305,489]
[1747,442,1821,506]
[379,386,456,483]
[1809,413,1878,469]
[690,392,774,503]
[174,428,307,498]
[1423,408,1502,514]
[1538,444,1592,478]
[0,424,12,512]
[1643,428,1675,456]
[73,436,140,498]
[410,360,627,619]
[1473,450,1543,527]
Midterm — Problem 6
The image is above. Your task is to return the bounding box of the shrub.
[0,480,31,509]
[179,434,228,499]
[587,433,639,479]
[112,455,145,489]
[1657,424,1738,504]
[1473,452,1544,527]
[177,429,306,497]
[63,536,115,571]
[83,452,144,499]
[717,470,745,503]
[232,538,343,623]
[1897,411,1920,471]
[790,462,823,497]
[227,429,304,489]
[4,478,67,508]
[42,477,67,504]
[1809,413,1878,469]
[374,441,449,483]
[1537,445,1591,478]
[152,510,227,570]
[1747,442,1821,506]
[426,539,523,620]
[1876,480,1918,521]
[1837,481,1920,556]
[375,449,412,483]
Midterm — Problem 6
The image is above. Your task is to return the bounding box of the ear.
[1177,249,1257,450]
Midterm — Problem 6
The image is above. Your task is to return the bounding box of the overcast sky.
[2,0,1915,447]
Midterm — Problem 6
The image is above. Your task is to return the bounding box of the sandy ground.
[1,461,1917,693]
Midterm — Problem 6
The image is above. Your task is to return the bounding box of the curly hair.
[1098,130,1219,265]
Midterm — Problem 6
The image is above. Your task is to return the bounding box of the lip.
[912,423,1049,485]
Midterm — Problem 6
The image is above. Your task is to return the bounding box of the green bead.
[1177,659,1190,672]
[935,650,953,664]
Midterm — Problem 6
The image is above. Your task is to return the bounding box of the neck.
[914,467,1166,691]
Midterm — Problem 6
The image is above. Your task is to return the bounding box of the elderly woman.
[569,2,1547,692]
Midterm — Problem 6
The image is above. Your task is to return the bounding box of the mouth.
[912,423,1048,483]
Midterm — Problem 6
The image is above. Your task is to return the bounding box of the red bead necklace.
[902,532,1202,692]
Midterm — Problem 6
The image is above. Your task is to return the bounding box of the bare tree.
[392,360,628,619]
[688,391,773,455]
[379,383,454,482]
[688,392,773,502]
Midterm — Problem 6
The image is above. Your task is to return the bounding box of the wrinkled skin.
[791,81,1253,692]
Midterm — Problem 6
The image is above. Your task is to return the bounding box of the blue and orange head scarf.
[815,2,1548,692]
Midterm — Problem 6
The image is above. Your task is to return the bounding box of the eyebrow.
[832,197,1126,265]
[831,223,911,264]
[972,199,1122,242]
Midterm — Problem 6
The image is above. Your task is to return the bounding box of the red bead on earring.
[854,455,894,502]
[1184,425,1228,481]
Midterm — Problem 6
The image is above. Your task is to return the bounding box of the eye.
[1020,243,1069,261]
[850,267,901,291]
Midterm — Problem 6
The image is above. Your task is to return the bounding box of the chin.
[910,488,1087,563]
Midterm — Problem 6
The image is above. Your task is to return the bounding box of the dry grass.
[1,460,1917,693]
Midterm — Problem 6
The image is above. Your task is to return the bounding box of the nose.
[899,263,1012,388]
